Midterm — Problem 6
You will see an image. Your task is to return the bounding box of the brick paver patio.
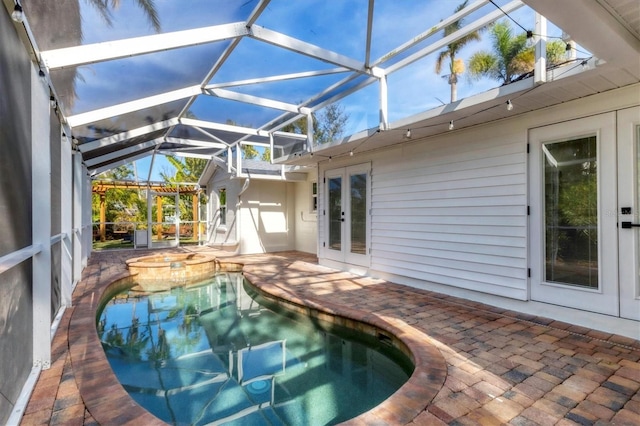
[20,248,640,425]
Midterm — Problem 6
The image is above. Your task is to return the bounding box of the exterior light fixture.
[12,3,24,23]
[50,96,56,108]
[448,120,454,130]
[405,129,412,139]
[349,150,354,157]
[506,100,513,111]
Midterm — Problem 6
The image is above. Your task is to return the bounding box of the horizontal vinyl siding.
[371,131,528,300]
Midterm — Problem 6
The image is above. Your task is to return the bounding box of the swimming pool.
[98,271,412,425]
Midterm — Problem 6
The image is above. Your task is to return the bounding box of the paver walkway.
[20,248,640,425]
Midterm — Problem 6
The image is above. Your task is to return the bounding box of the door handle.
[621,221,640,228]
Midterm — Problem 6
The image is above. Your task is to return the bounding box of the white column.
[379,75,388,131]
[534,13,547,85]
[60,132,73,306]
[72,151,84,283]
[31,65,52,369]
[306,112,314,151]
[82,167,91,266]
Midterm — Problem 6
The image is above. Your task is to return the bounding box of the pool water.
[98,272,412,425]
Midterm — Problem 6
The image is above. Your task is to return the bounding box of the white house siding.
[370,123,529,300]
[317,85,640,306]
[294,176,318,254]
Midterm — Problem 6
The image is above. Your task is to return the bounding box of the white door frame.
[617,106,640,320]
[529,112,619,316]
[324,163,371,268]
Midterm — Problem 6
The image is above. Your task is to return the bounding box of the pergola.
[91,180,201,242]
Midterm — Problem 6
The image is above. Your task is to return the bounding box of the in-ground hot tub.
[126,253,218,284]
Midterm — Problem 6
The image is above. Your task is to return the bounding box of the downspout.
[235,176,250,254]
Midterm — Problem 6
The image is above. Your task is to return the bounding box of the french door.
[617,106,640,320]
[324,163,371,267]
[529,113,619,315]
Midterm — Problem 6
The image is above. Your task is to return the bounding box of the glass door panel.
[543,137,598,288]
[530,113,618,316]
[324,164,370,267]
[350,173,367,255]
[328,176,342,251]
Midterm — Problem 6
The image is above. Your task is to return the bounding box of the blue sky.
[67,0,575,182]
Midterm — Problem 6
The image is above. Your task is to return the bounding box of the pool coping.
[69,256,447,425]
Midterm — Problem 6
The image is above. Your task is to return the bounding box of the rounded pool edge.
[70,260,447,426]
[241,266,448,425]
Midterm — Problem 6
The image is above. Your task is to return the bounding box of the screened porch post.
[156,195,163,239]
[99,192,106,242]
[31,65,51,368]
[60,133,73,307]
[72,152,83,284]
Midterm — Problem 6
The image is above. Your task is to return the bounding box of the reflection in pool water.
[98,272,412,425]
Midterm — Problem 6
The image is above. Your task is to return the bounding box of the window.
[219,188,226,226]
[544,136,598,288]
[311,181,318,212]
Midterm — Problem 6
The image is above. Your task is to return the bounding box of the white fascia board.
[523,0,640,71]
[41,23,249,70]
[273,130,308,140]
[373,0,490,67]
[240,141,271,148]
[386,0,524,75]
[67,86,201,128]
[90,151,153,176]
[249,26,367,73]
[84,138,163,167]
[205,88,301,113]
[157,151,213,160]
[78,118,179,153]
[180,118,269,137]
[164,137,227,149]
[205,68,348,89]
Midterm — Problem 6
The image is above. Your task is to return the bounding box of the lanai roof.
[10,0,640,178]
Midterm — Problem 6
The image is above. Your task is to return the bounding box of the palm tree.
[88,0,161,32]
[435,0,483,102]
[467,20,567,85]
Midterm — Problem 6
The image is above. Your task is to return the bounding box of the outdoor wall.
[0,10,35,423]
[206,171,241,249]
[238,180,296,254]
[370,122,528,300]
[317,85,640,304]
[318,117,529,300]
[294,176,318,254]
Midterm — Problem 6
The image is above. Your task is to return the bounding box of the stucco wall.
[238,180,295,254]
[294,175,318,254]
